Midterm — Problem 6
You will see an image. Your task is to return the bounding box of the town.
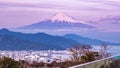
[0,50,71,63]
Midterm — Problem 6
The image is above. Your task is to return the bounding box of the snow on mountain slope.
[16,12,94,29]
[51,12,76,22]
[50,12,88,24]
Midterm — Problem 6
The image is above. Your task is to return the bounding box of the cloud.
[79,0,120,7]
[0,0,120,30]
[0,2,65,9]
[1,0,119,11]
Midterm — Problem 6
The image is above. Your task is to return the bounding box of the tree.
[0,57,20,68]
[81,44,92,53]
[81,52,95,63]
[68,45,82,63]
[99,43,111,58]
[68,45,93,63]
[18,60,30,68]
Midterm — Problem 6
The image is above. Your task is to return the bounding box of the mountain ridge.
[64,34,120,46]
[16,13,94,29]
[0,28,80,50]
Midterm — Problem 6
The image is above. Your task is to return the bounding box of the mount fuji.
[18,13,94,30]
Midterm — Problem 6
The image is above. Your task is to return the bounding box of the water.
[93,46,120,55]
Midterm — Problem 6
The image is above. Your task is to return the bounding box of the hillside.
[0,28,79,50]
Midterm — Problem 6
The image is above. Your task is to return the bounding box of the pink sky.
[0,0,120,28]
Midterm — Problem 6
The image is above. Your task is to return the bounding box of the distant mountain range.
[64,34,120,46]
[0,28,119,50]
[17,13,94,30]
[0,28,79,50]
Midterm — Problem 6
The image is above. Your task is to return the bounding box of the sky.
[0,0,120,42]
[0,0,120,28]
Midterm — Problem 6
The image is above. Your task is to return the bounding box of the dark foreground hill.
[0,28,79,50]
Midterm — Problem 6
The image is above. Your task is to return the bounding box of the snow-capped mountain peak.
[51,12,77,22]
[18,12,94,29]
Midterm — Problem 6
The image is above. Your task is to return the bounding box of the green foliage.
[0,52,95,68]
[86,52,95,61]
[29,61,77,68]
[81,55,88,63]
[81,52,95,63]
[0,57,20,68]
